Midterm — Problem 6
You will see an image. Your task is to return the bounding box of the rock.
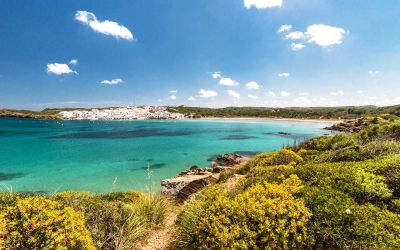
[216,153,250,166]
[324,118,368,133]
[161,174,217,202]
[212,166,224,173]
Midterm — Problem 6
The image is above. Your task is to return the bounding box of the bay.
[0,118,334,194]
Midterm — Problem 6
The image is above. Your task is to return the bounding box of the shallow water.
[0,118,333,193]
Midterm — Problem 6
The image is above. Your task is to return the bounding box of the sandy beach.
[198,117,342,123]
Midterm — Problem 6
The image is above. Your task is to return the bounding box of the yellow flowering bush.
[0,196,94,250]
[173,175,313,249]
[254,149,303,167]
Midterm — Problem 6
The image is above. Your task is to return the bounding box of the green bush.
[172,175,313,249]
[52,190,170,250]
[301,187,400,249]
[190,165,199,170]
[217,169,235,183]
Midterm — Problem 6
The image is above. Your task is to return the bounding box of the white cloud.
[248,94,259,99]
[295,97,311,104]
[306,24,346,46]
[169,90,177,93]
[291,43,305,50]
[75,10,134,40]
[157,99,162,102]
[357,90,364,93]
[277,25,291,33]
[169,95,176,100]
[245,81,260,90]
[281,91,290,97]
[244,0,282,9]
[101,78,123,84]
[212,72,221,79]
[199,89,217,98]
[312,97,327,103]
[69,59,78,65]
[329,90,344,95]
[285,31,307,40]
[47,63,77,75]
[188,96,196,101]
[298,92,308,96]
[228,90,240,99]
[267,91,276,97]
[219,78,239,86]
[370,96,377,100]
[278,73,289,77]
[283,24,347,48]
[369,70,380,75]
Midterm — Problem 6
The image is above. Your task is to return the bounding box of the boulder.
[324,118,368,133]
[161,174,217,202]
[216,153,250,166]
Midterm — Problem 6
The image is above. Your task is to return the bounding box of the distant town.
[58,106,185,120]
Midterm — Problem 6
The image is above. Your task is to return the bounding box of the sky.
[0,0,400,110]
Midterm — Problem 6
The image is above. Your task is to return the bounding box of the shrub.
[238,165,295,191]
[53,191,136,249]
[297,148,308,157]
[353,169,392,201]
[253,149,303,167]
[318,145,361,162]
[190,165,199,170]
[0,196,94,249]
[359,140,400,159]
[217,169,235,183]
[301,187,400,249]
[301,135,332,151]
[173,175,313,249]
[52,190,170,250]
[130,190,171,230]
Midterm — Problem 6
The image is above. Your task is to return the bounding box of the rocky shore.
[324,117,369,133]
[161,153,250,202]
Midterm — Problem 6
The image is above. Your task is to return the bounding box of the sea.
[0,118,334,194]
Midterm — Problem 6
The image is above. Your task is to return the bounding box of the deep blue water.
[0,118,333,193]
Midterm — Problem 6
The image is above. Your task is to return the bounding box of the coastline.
[198,117,342,123]
[0,115,342,124]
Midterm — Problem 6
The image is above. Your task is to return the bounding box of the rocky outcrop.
[161,153,249,202]
[216,153,251,166]
[161,174,217,202]
[324,117,368,133]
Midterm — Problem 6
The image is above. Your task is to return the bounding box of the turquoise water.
[0,118,333,194]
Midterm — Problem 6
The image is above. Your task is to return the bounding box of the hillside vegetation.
[170,118,400,249]
[3,104,400,120]
[2,117,400,249]
[168,104,400,119]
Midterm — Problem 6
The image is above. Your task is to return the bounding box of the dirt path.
[137,171,245,249]
[136,210,178,250]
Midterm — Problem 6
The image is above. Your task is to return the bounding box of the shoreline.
[1,115,342,123]
[198,117,342,123]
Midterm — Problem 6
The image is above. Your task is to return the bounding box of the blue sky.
[0,0,399,110]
